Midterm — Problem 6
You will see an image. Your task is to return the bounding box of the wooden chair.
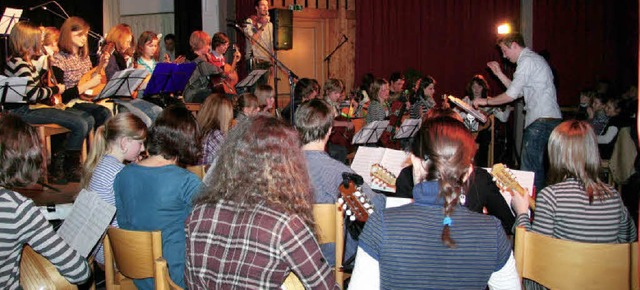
[20,245,95,290]
[284,203,346,289]
[514,226,638,290]
[186,165,206,180]
[103,227,182,290]
[33,123,92,184]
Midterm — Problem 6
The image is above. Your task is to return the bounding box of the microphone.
[29,0,56,11]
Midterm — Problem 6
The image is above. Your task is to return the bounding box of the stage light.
[497,23,511,35]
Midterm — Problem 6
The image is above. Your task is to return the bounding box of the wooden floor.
[15,182,81,206]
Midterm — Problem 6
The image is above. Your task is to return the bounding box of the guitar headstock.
[338,172,373,222]
[490,163,525,196]
[370,163,397,192]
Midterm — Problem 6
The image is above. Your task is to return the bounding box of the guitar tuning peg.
[363,203,371,209]
[492,177,497,182]
[354,191,362,197]
[338,197,344,204]
[342,204,347,210]
[350,215,356,221]
[346,209,352,216]
[367,209,374,214]
[359,197,365,203]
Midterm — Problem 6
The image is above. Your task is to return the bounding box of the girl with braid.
[350,116,519,290]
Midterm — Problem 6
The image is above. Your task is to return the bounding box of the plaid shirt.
[185,202,338,289]
[51,51,91,88]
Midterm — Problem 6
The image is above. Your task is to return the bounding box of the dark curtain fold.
[356,0,520,98]
[533,0,638,105]
[174,0,202,56]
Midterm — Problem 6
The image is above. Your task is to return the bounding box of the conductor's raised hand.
[487,61,502,75]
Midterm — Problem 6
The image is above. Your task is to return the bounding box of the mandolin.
[77,42,115,101]
[490,163,536,210]
[211,44,240,95]
[338,172,374,222]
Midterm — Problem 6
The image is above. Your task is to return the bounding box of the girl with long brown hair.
[350,116,519,289]
[185,115,336,289]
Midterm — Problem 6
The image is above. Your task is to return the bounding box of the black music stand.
[394,118,422,140]
[352,120,389,145]
[235,69,268,94]
[0,76,28,112]
[94,68,149,101]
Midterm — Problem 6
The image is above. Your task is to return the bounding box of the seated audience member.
[575,88,594,120]
[281,78,319,122]
[512,120,637,289]
[255,84,279,117]
[350,117,520,290]
[81,113,147,266]
[114,105,203,289]
[598,98,629,159]
[183,31,223,103]
[185,115,338,289]
[294,99,386,266]
[235,93,260,123]
[197,94,233,165]
[0,114,90,288]
[395,108,515,234]
[365,78,390,124]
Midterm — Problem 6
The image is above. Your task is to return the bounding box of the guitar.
[338,172,374,222]
[490,163,537,210]
[20,245,79,289]
[379,93,410,149]
[210,44,240,95]
[77,42,115,101]
[370,163,397,192]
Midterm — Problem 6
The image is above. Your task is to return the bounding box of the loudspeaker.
[269,8,293,50]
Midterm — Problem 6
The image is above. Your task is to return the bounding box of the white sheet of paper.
[385,197,413,208]
[351,147,409,192]
[0,8,22,35]
[0,76,28,103]
[56,189,116,258]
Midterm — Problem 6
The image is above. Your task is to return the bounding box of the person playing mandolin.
[209,32,241,95]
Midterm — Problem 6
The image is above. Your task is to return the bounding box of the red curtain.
[533,0,638,105]
[355,0,520,98]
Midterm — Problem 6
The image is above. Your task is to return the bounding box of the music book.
[95,68,149,101]
[0,76,28,104]
[394,118,422,139]
[448,95,488,123]
[351,147,409,192]
[143,62,197,97]
[352,120,389,144]
[0,8,22,35]
[56,189,116,258]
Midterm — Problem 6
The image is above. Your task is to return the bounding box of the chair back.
[284,203,346,289]
[514,226,638,290]
[20,245,78,290]
[186,165,206,180]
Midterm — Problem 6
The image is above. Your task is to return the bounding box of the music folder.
[95,68,149,101]
[236,69,268,93]
[352,120,389,145]
[143,62,197,97]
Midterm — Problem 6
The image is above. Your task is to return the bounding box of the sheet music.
[485,167,535,212]
[0,8,22,35]
[0,76,28,103]
[56,189,116,258]
[394,118,421,139]
[385,197,413,208]
[113,69,149,97]
[352,120,389,144]
[351,146,409,192]
[448,95,488,123]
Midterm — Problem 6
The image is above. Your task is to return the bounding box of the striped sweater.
[516,178,637,243]
[0,189,90,289]
[3,57,58,104]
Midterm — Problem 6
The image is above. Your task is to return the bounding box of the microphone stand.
[323,36,348,80]
[34,4,103,41]
[232,22,299,123]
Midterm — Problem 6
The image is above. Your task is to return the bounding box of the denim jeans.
[71,102,112,129]
[10,106,90,151]
[521,118,561,192]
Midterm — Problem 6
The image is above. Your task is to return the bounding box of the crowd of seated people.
[3,11,640,290]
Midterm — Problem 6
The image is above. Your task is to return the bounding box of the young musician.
[183,31,223,103]
[3,21,92,184]
[52,16,112,129]
[209,32,241,95]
